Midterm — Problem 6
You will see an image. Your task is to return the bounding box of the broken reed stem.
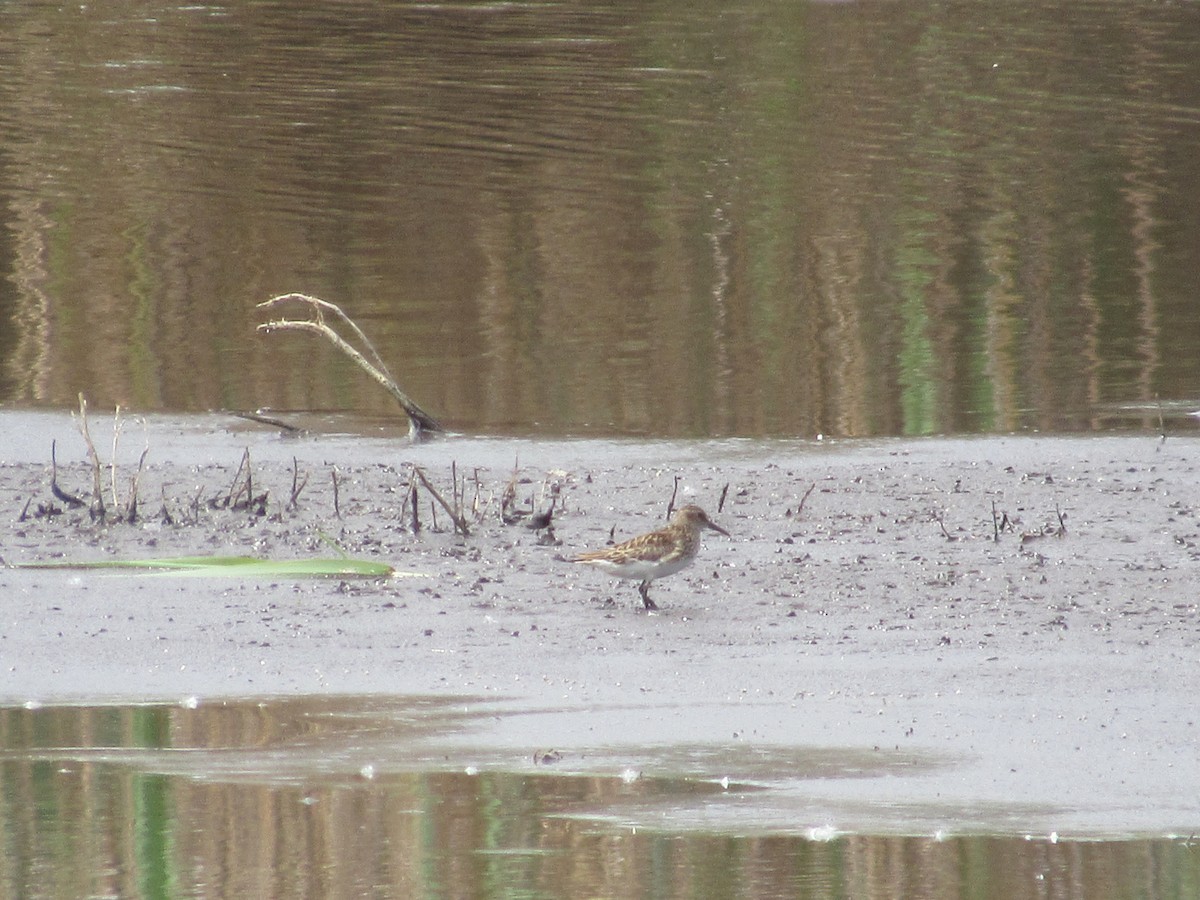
[796,482,816,517]
[226,449,252,508]
[256,293,441,438]
[934,510,953,541]
[412,466,470,536]
[667,475,681,519]
[717,483,730,514]
[110,405,123,514]
[452,460,460,519]
[408,470,421,533]
[125,448,148,523]
[500,459,518,522]
[331,467,342,519]
[159,486,175,526]
[50,440,85,508]
[75,394,105,521]
[233,410,304,435]
[288,457,309,511]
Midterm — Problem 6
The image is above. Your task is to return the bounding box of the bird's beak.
[708,520,730,537]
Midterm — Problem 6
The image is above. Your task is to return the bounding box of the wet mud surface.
[2,410,1199,836]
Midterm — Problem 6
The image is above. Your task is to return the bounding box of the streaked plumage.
[572,505,729,610]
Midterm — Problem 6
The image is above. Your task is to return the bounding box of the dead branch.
[110,405,123,513]
[288,457,309,511]
[933,509,954,541]
[500,459,518,523]
[256,292,441,438]
[159,487,175,526]
[667,475,681,518]
[233,410,305,435]
[413,465,470,536]
[406,469,421,533]
[49,440,85,509]
[124,447,148,523]
[796,482,816,517]
[73,394,105,521]
[222,449,252,509]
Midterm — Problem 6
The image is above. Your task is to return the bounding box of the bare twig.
[110,404,124,513]
[500,459,519,524]
[406,469,421,533]
[232,410,305,435]
[331,466,342,519]
[159,487,175,526]
[49,440,85,509]
[794,482,816,518]
[717,483,730,514]
[257,293,441,438]
[413,466,470,536]
[73,394,105,521]
[124,447,148,523]
[933,510,954,541]
[224,449,252,509]
[288,457,309,511]
[667,476,681,519]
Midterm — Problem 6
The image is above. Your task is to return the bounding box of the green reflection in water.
[2,2,1198,436]
[0,699,1196,899]
[133,773,173,900]
[895,208,938,436]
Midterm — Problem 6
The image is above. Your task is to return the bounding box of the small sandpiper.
[571,505,730,611]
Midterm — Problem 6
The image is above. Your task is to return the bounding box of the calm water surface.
[1,697,1196,900]
[1,1,1199,436]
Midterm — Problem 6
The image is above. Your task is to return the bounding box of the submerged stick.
[257,293,441,438]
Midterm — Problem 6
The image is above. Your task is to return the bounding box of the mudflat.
[2,410,1198,837]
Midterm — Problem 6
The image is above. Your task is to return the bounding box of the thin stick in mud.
[49,440,85,509]
[413,465,470,536]
[74,394,105,521]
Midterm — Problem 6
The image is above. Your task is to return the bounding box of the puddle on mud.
[0,696,1195,900]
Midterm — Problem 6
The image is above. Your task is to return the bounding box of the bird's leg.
[639,580,658,611]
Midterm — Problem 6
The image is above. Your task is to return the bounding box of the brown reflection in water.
[1,3,1199,436]
[0,698,1197,899]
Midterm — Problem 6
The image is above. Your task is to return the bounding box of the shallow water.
[2,1,1199,437]
[1,697,1195,900]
